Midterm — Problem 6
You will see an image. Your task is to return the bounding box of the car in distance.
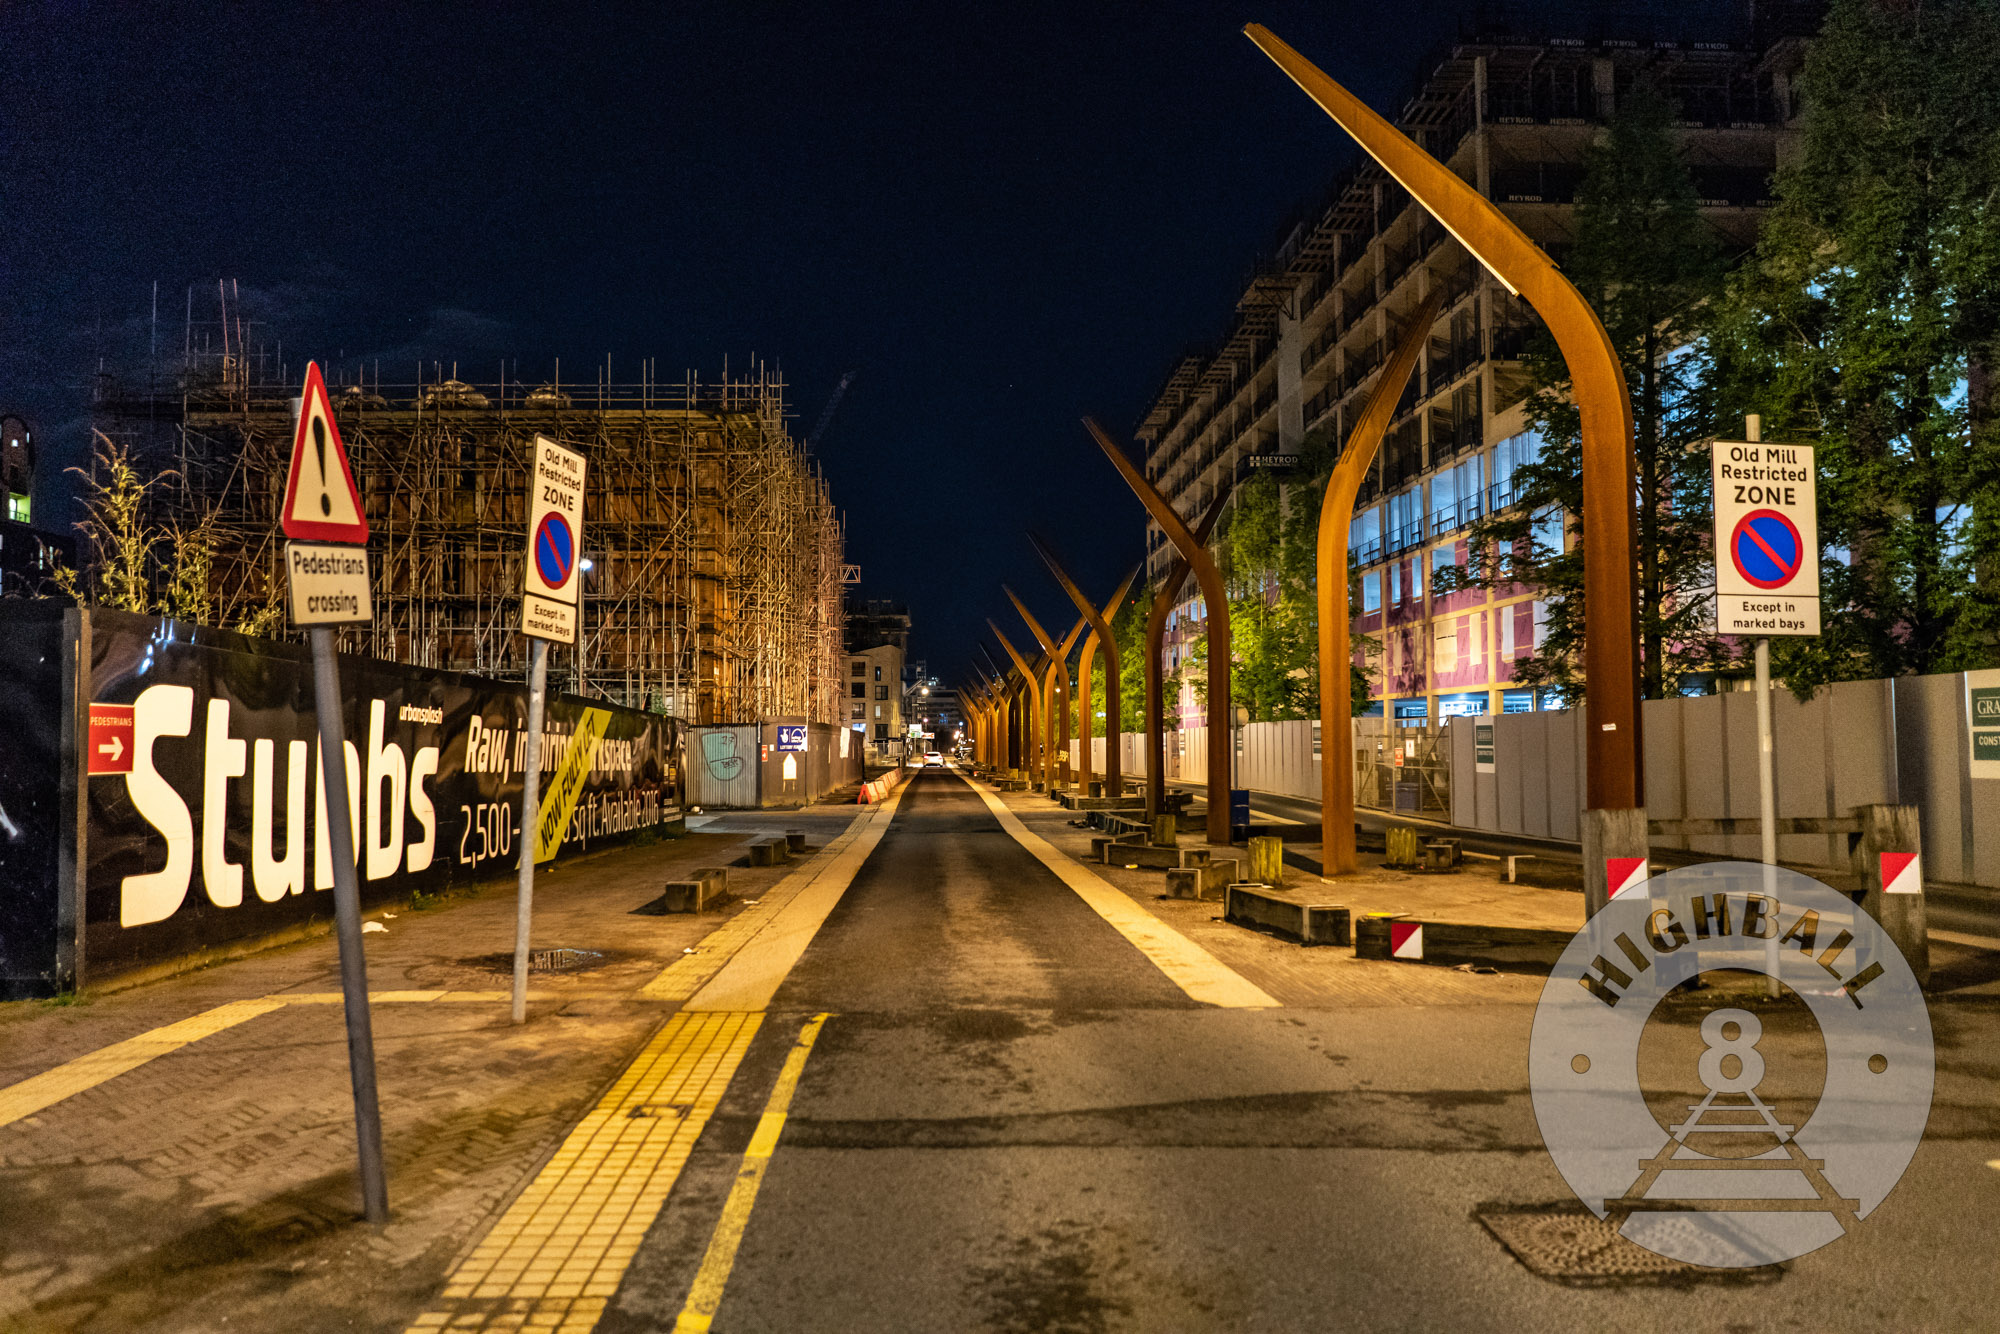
[924,750,943,767]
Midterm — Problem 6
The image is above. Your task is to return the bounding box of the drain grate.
[1477,1206,1784,1286]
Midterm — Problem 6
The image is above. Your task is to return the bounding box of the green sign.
[1474,721,1495,773]
[1970,673,2000,780]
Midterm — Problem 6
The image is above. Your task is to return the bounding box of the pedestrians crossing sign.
[280,362,369,544]
[1712,441,1819,636]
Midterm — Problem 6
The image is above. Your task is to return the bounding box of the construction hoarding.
[0,605,684,996]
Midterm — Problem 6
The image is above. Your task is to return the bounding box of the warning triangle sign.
[280,361,369,543]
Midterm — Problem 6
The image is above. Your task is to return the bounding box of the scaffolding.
[95,322,846,725]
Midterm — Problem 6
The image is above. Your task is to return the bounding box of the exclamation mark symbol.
[313,417,331,516]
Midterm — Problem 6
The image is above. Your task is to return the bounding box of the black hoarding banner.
[0,604,76,997]
[75,609,682,983]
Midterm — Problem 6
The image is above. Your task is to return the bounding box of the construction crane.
[806,370,857,449]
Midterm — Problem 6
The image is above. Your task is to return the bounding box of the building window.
[874,704,882,718]
[1361,570,1381,614]
[851,682,865,698]
[875,684,887,700]
[851,703,865,719]
[874,724,889,739]
[852,660,866,677]
[1434,623,1457,672]
[874,666,882,681]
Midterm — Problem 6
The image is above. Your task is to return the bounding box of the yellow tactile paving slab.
[640,794,898,1004]
[402,1009,764,1334]
[672,1013,831,1332]
[0,996,290,1129]
[969,781,1280,1009]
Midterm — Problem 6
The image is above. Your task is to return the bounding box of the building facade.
[1136,18,1807,728]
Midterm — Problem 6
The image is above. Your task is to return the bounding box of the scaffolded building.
[97,336,846,725]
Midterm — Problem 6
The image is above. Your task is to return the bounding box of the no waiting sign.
[1712,441,1819,637]
[522,435,587,644]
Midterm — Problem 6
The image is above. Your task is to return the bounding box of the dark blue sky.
[2,1,1750,685]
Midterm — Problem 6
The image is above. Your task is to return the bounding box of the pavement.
[2,767,1998,1332]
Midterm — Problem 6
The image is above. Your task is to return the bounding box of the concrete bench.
[1100,844,1211,871]
[1166,857,1239,901]
[652,866,729,913]
[746,837,790,867]
[1224,884,1351,946]
[784,830,808,853]
[1089,833,1147,861]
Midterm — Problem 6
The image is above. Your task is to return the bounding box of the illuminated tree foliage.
[1712,0,2000,691]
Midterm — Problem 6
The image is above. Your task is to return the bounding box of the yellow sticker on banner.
[534,707,610,863]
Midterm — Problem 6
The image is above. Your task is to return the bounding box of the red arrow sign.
[89,704,135,775]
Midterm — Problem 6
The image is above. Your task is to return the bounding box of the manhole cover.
[1477,1206,1784,1286]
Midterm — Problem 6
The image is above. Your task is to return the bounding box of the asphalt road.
[599,768,2000,1333]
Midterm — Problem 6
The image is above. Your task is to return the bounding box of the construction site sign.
[522,435,587,644]
[280,362,369,544]
[1712,441,1819,637]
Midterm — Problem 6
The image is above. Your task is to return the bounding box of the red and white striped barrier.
[857,768,910,804]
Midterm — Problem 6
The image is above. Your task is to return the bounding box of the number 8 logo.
[1697,1007,1766,1094]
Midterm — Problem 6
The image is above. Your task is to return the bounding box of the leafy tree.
[1712,0,2000,692]
[1438,80,1731,701]
[56,431,285,635]
[1440,83,1720,704]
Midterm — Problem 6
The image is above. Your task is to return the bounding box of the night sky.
[3,2,1744,687]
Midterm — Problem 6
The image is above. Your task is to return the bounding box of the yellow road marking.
[404,1010,764,1334]
[0,997,289,1129]
[672,1013,832,1332]
[0,991,539,1128]
[642,791,901,1005]
[968,782,1279,1008]
[683,788,906,1012]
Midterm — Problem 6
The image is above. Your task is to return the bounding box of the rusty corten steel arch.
[1318,287,1445,873]
[1245,24,1642,812]
[1004,586,1086,793]
[1135,488,1232,822]
[1088,417,1234,845]
[1033,541,1140,799]
[989,622,1044,783]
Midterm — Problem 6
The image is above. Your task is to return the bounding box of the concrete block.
[747,837,790,867]
[1101,844,1211,870]
[1354,912,1415,959]
[652,867,729,913]
[1224,884,1351,945]
[784,830,808,853]
[1089,834,1146,861]
[1166,857,1240,900]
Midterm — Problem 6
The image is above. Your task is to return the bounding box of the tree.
[1712,0,2000,692]
[1438,80,1731,701]
[57,431,285,635]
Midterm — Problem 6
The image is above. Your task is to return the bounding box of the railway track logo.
[1529,863,1933,1267]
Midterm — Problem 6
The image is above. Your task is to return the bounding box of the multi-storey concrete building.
[1136,14,1808,728]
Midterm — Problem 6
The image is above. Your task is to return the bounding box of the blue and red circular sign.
[534,512,575,590]
[1730,508,1804,589]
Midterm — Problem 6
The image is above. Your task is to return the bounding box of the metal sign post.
[281,362,388,1224]
[1715,416,1820,999]
[513,435,587,1024]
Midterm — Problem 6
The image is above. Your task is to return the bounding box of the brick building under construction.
[96,333,846,726]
